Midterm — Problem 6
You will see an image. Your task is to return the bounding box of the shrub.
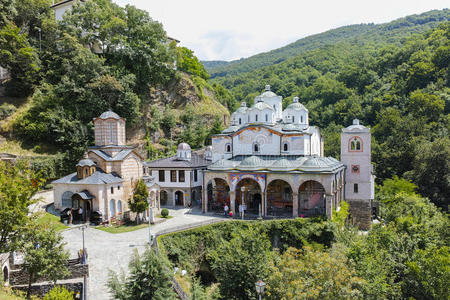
[43,286,73,300]
[0,103,16,120]
[161,208,169,218]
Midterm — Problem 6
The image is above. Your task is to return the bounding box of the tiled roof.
[208,155,344,173]
[97,110,121,120]
[145,153,210,169]
[76,158,95,167]
[52,168,123,185]
[74,190,94,199]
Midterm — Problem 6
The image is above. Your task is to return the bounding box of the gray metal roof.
[208,155,344,173]
[342,119,370,133]
[286,102,308,111]
[76,159,96,167]
[250,101,273,111]
[145,152,211,169]
[52,168,123,185]
[97,110,121,120]
[74,190,94,199]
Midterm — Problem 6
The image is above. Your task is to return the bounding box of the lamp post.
[147,197,152,245]
[255,280,266,300]
[78,224,87,300]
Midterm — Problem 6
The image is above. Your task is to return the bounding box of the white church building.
[203,85,375,228]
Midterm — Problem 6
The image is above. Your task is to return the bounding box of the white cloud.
[114,0,448,61]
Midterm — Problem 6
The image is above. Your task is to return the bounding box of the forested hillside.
[205,9,449,78]
[209,14,449,208]
[0,0,229,178]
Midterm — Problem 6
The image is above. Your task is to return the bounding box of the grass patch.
[156,214,173,219]
[174,273,192,296]
[36,212,68,232]
[0,139,45,157]
[95,222,148,234]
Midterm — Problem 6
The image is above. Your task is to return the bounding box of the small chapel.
[52,111,144,222]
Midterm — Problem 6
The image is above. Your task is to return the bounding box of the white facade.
[213,87,321,162]
[341,119,375,201]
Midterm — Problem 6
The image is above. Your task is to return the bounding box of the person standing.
[78,206,83,222]
[224,204,229,216]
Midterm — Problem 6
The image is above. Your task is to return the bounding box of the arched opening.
[253,143,259,153]
[239,118,242,125]
[267,180,293,216]
[3,266,9,283]
[236,178,262,215]
[207,178,230,212]
[61,191,74,209]
[298,181,326,217]
[283,142,289,152]
[117,200,122,215]
[109,199,116,217]
[175,191,184,206]
[349,136,362,151]
[226,144,231,153]
[160,190,168,206]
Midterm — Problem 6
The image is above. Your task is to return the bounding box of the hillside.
[0,0,229,180]
[205,9,449,78]
[208,16,450,207]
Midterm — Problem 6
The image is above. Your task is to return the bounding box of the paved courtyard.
[61,208,224,300]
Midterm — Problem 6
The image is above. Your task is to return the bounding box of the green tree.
[207,227,272,299]
[128,179,149,224]
[0,22,40,96]
[17,220,69,299]
[406,137,450,207]
[404,246,450,300]
[43,286,73,300]
[0,160,44,252]
[267,245,365,300]
[0,0,16,27]
[177,47,209,80]
[108,248,176,300]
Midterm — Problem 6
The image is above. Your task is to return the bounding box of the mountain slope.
[205,9,449,78]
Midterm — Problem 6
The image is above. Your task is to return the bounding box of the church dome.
[259,85,277,98]
[235,102,248,114]
[177,143,191,150]
[98,110,121,120]
[286,97,308,111]
[252,101,273,111]
[76,158,96,167]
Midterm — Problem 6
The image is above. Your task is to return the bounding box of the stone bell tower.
[93,110,126,147]
[341,119,375,230]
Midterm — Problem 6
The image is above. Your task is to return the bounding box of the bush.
[161,208,169,218]
[43,286,73,300]
[0,103,16,120]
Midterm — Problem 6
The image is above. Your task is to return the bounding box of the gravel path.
[61,208,224,300]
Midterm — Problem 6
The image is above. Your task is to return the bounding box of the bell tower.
[341,119,375,229]
[93,110,126,147]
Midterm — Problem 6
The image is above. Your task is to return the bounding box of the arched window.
[255,114,258,122]
[301,115,303,123]
[239,118,242,125]
[350,137,362,151]
[226,144,231,153]
[110,199,116,216]
[253,143,259,153]
[117,200,122,214]
[283,142,289,152]
[248,115,250,122]
[265,114,268,122]
[292,116,295,123]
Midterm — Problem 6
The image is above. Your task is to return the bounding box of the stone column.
[230,191,235,215]
[325,195,333,218]
[292,192,298,217]
[261,190,266,217]
[202,187,207,213]
[157,191,160,211]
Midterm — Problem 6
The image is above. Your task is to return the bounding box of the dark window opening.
[159,170,165,182]
[265,114,268,122]
[194,170,198,182]
[239,118,242,125]
[111,187,114,194]
[179,170,185,182]
[283,143,288,151]
[254,143,259,153]
[354,183,358,193]
[171,170,177,182]
[255,114,258,122]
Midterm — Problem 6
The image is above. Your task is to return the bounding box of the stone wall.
[347,199,372,230]
[13,281,84,299]
[9,259,88,286]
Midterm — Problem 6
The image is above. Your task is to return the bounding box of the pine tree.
[128,179,149,224]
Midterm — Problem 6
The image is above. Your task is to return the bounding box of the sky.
[114,0,448,62]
